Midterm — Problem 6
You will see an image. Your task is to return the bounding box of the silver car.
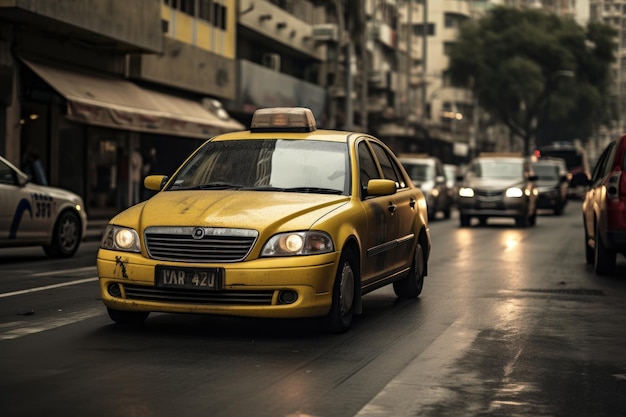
[0,155,87,257]
[456,153,539,227]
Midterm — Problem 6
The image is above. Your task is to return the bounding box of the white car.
[0,155,87,257]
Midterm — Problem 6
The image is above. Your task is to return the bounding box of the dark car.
[582,134,626,276]
[537,143,590,199]
[531,157,569,215]
[399,154,453,220]
[456,153,538,227]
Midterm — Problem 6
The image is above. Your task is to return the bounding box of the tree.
[448,6,617,155]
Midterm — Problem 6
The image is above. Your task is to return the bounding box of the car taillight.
[607,171,622,200]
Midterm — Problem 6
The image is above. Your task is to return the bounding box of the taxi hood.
[111,190,350,232]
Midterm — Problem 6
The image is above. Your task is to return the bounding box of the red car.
[582,135,626,275]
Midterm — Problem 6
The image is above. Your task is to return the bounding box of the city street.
[1,205,625,417]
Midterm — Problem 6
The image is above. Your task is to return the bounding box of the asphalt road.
[1,204,625,417]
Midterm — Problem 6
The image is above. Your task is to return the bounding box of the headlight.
[505,187,524,198]
[100,225,141,253]
[261,231,334,257]
[458,187,475,198]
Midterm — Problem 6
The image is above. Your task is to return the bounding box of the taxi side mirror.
[367,179,397,196]
[144,175,168,191]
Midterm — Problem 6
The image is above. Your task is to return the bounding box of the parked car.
[456,153,538,227]
[537,143,590,199]
[0,155,87,257]
[582,134,626,276]
[531,157,569,215]
[399,154,453,220]
[97,107,431,333]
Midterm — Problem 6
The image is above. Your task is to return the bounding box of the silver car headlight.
[458,187,475,198]
[505,187,524,198]
[100,225,141,253]
[261,231,334,257]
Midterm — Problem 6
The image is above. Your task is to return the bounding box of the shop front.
[19,59,244,219]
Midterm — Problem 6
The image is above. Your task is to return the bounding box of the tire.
[393,240,425,298]
[43,210,82,258]
[528,210,537,227]
[323,247,357,333]
[515,214,528,228]
[107,308,150,325]
[584,220,594,265]
[460,214,471,227]
[594,223,616,276]
[443,203,451,219]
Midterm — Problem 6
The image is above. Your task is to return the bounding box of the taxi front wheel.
[323,247,357,333]
[43,210,82,258]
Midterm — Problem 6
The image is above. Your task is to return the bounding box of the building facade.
[0,0,480,219]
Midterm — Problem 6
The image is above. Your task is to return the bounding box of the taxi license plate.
[155,266,223,290]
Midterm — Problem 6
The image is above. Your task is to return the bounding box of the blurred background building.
[0,0,621,218]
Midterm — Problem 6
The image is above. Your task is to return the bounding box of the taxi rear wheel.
[107,308,150,325]
[323,247,357,333]
[43,210,82,258]
[393,241,425,298]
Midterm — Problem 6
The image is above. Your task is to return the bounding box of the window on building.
[198,0,227,30]
[165,0,195,15]
[414,23,435,37]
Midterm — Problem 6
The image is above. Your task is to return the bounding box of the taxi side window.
[357,142,380,191]
[369,142,406,188]
[0,160,16,185]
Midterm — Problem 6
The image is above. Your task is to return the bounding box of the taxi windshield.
[167,139,350,195]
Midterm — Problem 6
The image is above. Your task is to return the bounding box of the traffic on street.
[1,205,625,417]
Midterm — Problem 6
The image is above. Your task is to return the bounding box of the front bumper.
[457,197,529,217]
[97,249,341,319]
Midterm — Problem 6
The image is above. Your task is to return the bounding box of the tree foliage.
[448,6,617,153]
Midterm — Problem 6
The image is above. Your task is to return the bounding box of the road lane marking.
[31,266,97,277]
[0,307,104,340]
[0,277,98,298]
[354,319,479,417]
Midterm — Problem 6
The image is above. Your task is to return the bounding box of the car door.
[368,140,416,276]
[584,143,615,239]
[0,159,48,244]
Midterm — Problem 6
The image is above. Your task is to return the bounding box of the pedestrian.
[21,146,48,185]
[130,148,143,205]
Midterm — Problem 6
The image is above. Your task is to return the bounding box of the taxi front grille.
[145,227,258,262]
[123,284,274,305]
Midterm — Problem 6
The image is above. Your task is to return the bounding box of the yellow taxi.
[97,107,431,332]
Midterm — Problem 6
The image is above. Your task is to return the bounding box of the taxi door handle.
[409,198,416,208]
[388,203,397,214]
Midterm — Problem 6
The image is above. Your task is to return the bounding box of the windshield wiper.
[177,182,244,190]
[282,187,344,195]
[240,186,343,195]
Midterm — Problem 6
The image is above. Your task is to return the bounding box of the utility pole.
[404,0,413,135]
[420,0,428,125]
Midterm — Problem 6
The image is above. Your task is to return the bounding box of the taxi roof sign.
[250,107,317,133]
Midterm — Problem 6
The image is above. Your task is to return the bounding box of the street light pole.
[420,0,428,126]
